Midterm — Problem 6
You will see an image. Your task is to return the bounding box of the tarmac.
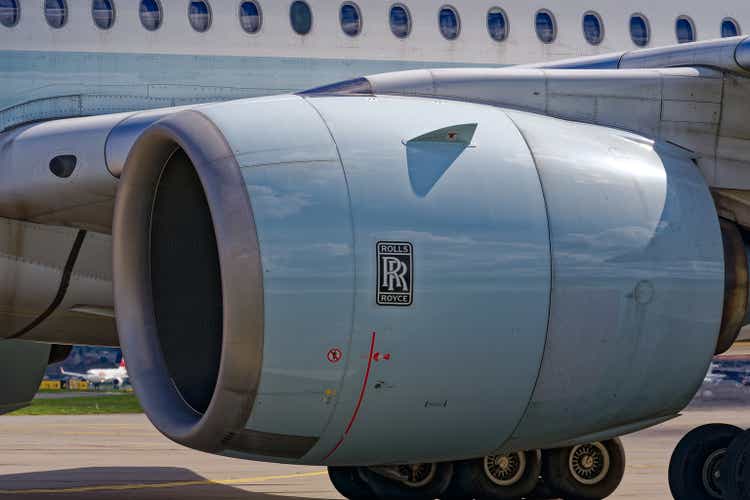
[0,405,748,499]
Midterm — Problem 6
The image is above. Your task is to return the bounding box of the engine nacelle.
[113,94,727,466]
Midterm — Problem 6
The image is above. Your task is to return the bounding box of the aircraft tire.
[440,460,473,500]
[524,478,557,499]
[543,438,625,500]
[360,462,452,499]
[447,450,541,499]
[722,428,750,500]
[669,423,742,500]
[327,466,377,500]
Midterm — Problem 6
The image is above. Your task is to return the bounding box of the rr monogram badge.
[376,242,413,306]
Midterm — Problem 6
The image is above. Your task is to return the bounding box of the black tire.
[722,428,750,500]
[525,478,556,499]
[441,460,473,500]
[543,438,625,500]
[448,450,541,499]
[669,423,742,500]
[361,462,453,499]
[328,466,377,500]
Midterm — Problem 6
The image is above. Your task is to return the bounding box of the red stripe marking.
[344,332,376,435]
[322,437,344,461]
[322,331,377,461]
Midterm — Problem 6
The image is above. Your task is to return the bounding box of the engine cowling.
[113,94,728,466]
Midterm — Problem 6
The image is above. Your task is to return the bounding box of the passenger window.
[45,0,67,29]
[722,18,740,37]
[188,1,211,32]
[239,1,261,34]
[0,0,20,28]
[290,0,312,35]
[676,16,696,43]
[535,10,556,43]
[140,0,162,31]
[92,0,115,30]
[487,7,508,42]
[439,5,460,40]
[389,4,411,38]
[630,14,650,47]
[340,2,361,37]
[582,11,603,45]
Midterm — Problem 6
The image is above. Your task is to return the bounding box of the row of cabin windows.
[0,0,743,46]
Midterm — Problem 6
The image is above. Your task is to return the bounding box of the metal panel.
[0,340,51,414]
[504,111,724,450]
[306,95,551,465]
[199,96,354,448]
[239,160,355,439]
[0,218,116,346]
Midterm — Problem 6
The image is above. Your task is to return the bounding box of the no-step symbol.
[327,348,343,364]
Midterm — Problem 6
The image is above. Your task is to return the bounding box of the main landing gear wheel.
[447,450,541,499]
[722,428,750,500]
[543,438,625,499]
[359,462,453,499]
[328,466,377,500]
[669,423,742,500]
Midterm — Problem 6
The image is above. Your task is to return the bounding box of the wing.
[59,368,89,379]
[305,36,750,228]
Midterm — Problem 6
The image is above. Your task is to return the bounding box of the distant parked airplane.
[61,359,128,387]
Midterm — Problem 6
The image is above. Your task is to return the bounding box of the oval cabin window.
[0,0,20,28]
[340,2,361,37]
[140,0,163,31]
[92,0,115,30]
[390,4,411,39]
[487,7,508,42]
[239,1,262,34]
[188,1,211,32]
[45,0,68,29]
[583,12,603,45]
[676,16,696,43]
[630,14,650,47]
[535,10,556,43]
[290,1,312,35]
[439,5,460,40]
[722,18,740,37]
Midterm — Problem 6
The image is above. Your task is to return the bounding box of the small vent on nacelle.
[49,155,77,178]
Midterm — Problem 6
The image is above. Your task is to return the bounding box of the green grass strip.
[11,394,142,415]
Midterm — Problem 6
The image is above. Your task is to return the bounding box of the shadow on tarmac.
[0,467,330,499]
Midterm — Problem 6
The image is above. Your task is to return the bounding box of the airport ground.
[0,405,747,499]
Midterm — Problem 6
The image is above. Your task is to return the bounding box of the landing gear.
[328,440,626,500]
[447,450,541,499]
[543,438,626,500]
[328,467,376,500]
[359,462,453,499]
[669,423,742,500]
[723,428,750,500]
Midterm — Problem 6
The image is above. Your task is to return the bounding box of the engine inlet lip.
[112,109,264,453]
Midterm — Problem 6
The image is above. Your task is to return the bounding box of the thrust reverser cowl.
[113,94,724,466]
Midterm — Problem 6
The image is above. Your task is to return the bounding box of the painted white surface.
[0,0,747,64]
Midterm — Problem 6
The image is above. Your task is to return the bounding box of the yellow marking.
[0,471,327,495]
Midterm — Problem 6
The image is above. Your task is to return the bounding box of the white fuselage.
[84,366,126,384]
[62,365,127,385]
[0,0,748,125]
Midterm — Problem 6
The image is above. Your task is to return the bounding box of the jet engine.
[109,94,736,466]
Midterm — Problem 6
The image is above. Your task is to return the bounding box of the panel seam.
[500,112,554,450]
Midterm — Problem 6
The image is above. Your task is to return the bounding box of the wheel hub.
[396,463,436,488]
[702,449,726,499]
[484,452,526,486]
[569,442,611,485]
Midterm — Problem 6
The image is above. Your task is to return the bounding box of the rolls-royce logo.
[377,242,413,306]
